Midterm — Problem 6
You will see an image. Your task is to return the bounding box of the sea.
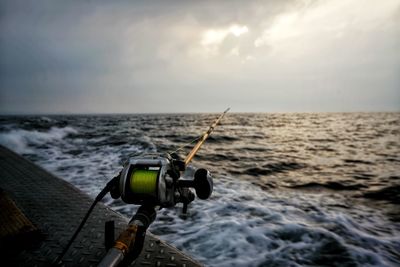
[0,113,399,267]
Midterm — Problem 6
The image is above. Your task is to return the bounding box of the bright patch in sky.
[201,24,249,46]
[229,25,249,37]
[254,0,400,51]
[254,13,300,47]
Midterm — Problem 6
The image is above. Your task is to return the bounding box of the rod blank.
[184,108,230,166]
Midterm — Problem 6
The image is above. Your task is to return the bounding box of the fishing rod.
[55,109,229,267]
[185,108,230,166]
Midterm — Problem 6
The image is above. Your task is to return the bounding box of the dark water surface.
[1,113,399,266]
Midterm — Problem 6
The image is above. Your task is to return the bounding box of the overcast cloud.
[0,0,399,113]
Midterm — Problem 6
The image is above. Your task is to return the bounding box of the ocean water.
[0,113,399,266]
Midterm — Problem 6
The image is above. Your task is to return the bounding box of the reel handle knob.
[193,168,213,200]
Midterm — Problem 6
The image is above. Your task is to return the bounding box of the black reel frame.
[110,153,213,213]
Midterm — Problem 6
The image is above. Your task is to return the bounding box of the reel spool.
[119,154,175,207]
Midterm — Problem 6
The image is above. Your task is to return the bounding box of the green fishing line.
[130,169,158,194]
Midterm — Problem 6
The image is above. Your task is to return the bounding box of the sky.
[0,0,399,114]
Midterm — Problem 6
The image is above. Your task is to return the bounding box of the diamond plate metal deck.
[0,145,203,267]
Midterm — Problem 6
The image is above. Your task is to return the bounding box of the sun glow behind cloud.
[229,25,249,37]
[200,24,249,56]
[201,24,249,46]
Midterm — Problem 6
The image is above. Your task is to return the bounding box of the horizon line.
[0,110,399,116]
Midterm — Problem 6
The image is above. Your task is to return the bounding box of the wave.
[343,159,373,165]
[289,181,367,191]
[363,185,400,204]
[0,126,77,154]
[244,162,306,176]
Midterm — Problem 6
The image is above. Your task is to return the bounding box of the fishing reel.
[58,109,228,267]
[110,153,213,212]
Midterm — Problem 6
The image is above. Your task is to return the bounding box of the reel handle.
[179,188,195,215]
[177,168,213,200]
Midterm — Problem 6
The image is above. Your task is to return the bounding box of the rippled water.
[0,113,399,266]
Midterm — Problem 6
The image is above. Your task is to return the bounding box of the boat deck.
[0,145,202,267]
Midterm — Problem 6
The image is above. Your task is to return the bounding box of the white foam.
[0,127,77,154]
[145,176,399,266]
